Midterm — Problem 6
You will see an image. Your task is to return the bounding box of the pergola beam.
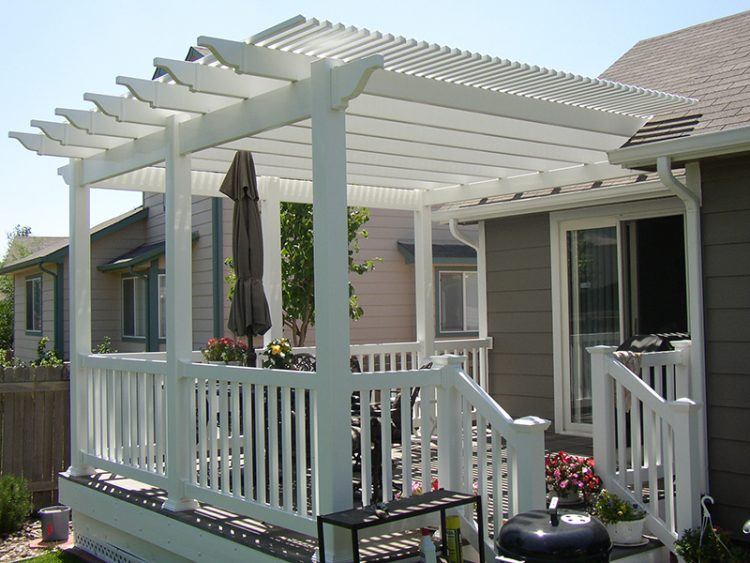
[31,120,127,150]
[9,132,101,159]
[426,162,632,205]
[116,76,237,113]
[56,108,160,138]
[197,36,311,81]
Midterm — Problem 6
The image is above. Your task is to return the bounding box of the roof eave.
[608,125,750,169]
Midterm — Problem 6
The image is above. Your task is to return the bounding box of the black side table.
[316,489,485,562]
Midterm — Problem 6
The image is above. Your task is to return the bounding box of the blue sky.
[1,0,749,255]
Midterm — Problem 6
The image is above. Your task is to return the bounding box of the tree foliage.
[280,203,378,345]
[0,225,32,349]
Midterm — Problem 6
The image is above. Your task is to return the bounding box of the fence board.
[0,366,70,508]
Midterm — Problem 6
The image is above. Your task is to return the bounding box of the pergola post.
[260,176,284,343]
[66,158,94,477]
[310,58,353,560]
[162,115,199,512]
[414,195,435,365]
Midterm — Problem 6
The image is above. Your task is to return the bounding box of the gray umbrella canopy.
[219,151,271,337]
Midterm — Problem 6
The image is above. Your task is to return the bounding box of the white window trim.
[550,197,685,436]
[436,269,479,336]
[122,275,147,339]
[25,275,42,333]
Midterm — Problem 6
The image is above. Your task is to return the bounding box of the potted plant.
[262,338,294,369]
[545,451,602,505]
[674,525,743,562]
[202,337,248,365]
[591,489,647,546]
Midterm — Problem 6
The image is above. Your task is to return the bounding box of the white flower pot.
[605,518,646,546]
[555,490,581,505]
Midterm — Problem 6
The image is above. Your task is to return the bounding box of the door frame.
[550,198,685,436]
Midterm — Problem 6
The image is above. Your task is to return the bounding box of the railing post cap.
[671,397,701,412]
[430,354,466,367]
[512,415,551,432]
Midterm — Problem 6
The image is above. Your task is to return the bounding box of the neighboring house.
[439,11,750,536]
[0,193,475,360]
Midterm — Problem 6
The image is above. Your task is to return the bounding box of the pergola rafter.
[10,15,696,208]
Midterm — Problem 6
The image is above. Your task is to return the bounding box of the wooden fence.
[0,365,69,508]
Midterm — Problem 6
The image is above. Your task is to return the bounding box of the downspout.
[656,156,708,494]
[449,219,490,389]
[39,261,64,359]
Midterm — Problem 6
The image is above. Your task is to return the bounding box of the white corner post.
[671,398,703,534]
[67,158,95,476]
[414,195,435,365]
[260,176,284,343]
[510,415,550,513]
[434,355,463,491]
[657,156,708,494]
[310,58,354,560]
[477,221,489,389]
[162,115,199,512]
[589,346,616,479]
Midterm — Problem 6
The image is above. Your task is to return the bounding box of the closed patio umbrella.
[220,151,271,346]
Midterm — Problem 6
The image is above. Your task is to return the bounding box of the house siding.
[699,155,750,534]
[484,213,555,421]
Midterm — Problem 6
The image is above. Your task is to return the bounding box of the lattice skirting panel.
[76,533,147,563]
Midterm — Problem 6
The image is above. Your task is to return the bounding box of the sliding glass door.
[563,224,621,428]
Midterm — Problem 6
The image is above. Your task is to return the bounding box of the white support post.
[260,177,284,343]
[590,346,616,480]
[510,415,549,513]
[671,398,702,534]
[310,59,353,561]
[162,115,199,512]
[434,355,463,492]
[414,197,435,365]
[67,158,95,476]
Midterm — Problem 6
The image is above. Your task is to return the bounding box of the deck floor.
[68,430,593,562]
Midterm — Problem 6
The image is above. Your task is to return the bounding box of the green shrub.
[31,337,62,367]
[93,336,117,354]
[674,526,744,562]
[0,474,33,533]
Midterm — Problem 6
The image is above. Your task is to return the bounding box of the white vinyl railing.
[590,346,701,553]
[76,348,538,559]
[81,355,168,488]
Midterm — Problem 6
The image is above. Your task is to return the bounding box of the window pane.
[26,280,33,330]
[464,272,479,331]
[566,227,620,425]
[123,278,135,336]
[440,272,464,332]
[158,274,166,339]
[33,279,42,331]
[134,277,147,337]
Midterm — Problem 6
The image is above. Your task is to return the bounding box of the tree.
[280,203,379,345]
[0,225,33,349]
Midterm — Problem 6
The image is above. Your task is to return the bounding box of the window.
[438,270,478,335]
[122,276,148,338]
[158,273,166,339]
[25,276,42,333]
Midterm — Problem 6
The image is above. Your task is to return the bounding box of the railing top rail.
[183,361,320,389]
[607,355,675,417]
[82,354,168,374]
[349,368,442,391]
[435,337,493,349]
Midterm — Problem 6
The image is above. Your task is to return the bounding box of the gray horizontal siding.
[485,213,554,422]
[700,155,750,534]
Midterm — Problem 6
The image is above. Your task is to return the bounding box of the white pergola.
[10,15,695,552]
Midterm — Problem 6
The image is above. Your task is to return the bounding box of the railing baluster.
[616,382,627,488]
[381,388,393,501]
[107,369,115,461]
[255,384,267,504]
[198,378,207,488]
[296,388,307,514]
[663,420,676,534]
[401,388,412,498]
[146,373,156,473]
[231,381,241,498]
[113,370,122,463]
[268,385,279,508]
[310,389,319,517]
[420,386,431,491]
[361,389,372,505]
[281,387,293,510]
[491,430,501,535]
[220,381,230,494]
[243,383,254,501]
[476,414,488,541]
[463,397,472,493]
[646,408,660,519]
[155,373,165,475]
[208,379,219,491]
[631,397,643,502]
[129,371,138,467]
